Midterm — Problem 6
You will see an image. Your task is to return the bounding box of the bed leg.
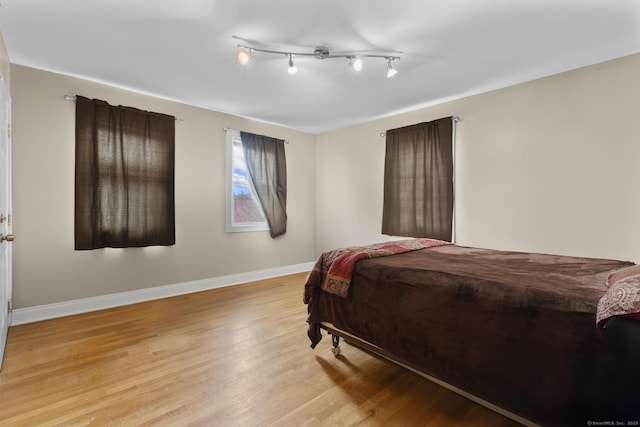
[331,333,341,357]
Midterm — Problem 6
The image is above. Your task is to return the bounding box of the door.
[0,73,12,370]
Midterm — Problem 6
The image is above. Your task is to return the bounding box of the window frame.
[225,129,269,233]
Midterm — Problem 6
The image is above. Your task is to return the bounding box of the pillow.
[605,264,640,287]
[597,273,640,328]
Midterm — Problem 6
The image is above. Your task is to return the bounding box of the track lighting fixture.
[236,43,401,78]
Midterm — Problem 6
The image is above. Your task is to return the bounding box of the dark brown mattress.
[306,245,640,426]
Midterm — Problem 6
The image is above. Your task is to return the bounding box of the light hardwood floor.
[0,273,523,426]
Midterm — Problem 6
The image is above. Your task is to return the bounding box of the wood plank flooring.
[0,273,523,426]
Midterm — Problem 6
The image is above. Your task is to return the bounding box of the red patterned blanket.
[303,238,449,303]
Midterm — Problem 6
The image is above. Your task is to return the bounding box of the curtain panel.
[382,117,453,241]
[75,96,176,249]
[240,132,287,238]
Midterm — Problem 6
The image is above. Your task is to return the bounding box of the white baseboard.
[11,262,314,326]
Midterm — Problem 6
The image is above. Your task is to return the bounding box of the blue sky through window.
[226,129,268,231]
[231,137,266,223]
[233,167,250,196]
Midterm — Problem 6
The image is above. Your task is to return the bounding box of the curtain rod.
[64,95,185,124]
[379,116,459,138]
[223,127,289,144]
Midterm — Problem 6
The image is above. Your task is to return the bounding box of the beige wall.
[11,65,316,308]
[316,53,640,263]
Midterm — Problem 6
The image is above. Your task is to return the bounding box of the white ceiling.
[1,0,639,134]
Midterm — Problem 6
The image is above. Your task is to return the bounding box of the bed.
[304,239,640,426]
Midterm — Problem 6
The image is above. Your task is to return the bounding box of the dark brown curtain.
[75,96,175,249]
[240,132,287,238]
[382,117,453,240]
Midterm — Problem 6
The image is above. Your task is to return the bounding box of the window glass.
[226,130,269,232]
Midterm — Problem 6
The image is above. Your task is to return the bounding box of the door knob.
[0,234,14,242]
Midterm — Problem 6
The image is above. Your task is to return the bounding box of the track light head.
[237,49,251,65]
[287,54,298,75]
[386,58,398,78]
[349,56,363,72]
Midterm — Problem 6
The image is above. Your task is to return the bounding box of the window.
[225,129,288,238]
[75,96,175,249]
[225,129,269,233]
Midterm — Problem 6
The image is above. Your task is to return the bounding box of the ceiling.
[0,0,639,134]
